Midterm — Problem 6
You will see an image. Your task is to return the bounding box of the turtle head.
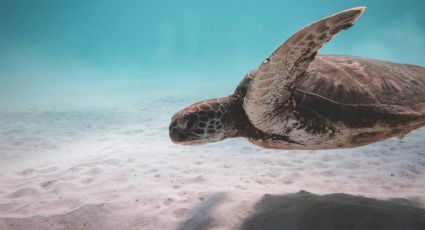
[169,99,229,145]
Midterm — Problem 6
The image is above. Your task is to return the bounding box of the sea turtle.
[169,7,425,149]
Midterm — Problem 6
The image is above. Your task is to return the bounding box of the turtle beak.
[169,125,185,143]
[169,114,183,143]
[169,124,203,145]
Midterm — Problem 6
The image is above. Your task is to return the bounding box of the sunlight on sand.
[0,96,424,229]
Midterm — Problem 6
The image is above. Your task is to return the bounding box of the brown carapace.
[169,7,425,149]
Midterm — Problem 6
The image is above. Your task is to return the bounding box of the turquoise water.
[1,0,425,111]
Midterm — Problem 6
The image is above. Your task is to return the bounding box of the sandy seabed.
[0,94,424,230]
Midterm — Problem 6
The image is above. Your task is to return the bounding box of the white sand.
[0,90,425,229]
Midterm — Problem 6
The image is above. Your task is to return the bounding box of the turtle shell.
[294,55,425,128]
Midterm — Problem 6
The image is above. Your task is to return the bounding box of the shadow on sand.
[239,190,425,230]
[178,192,226,230]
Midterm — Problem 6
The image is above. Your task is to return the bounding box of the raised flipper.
[243,7,365,135]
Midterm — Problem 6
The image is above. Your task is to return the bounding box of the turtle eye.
[177,114,198,131]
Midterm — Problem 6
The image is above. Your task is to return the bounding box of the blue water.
[1,0,425,112]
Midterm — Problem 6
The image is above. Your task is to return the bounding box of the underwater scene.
[1,1,425,229]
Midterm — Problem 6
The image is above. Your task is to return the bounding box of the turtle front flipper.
[243,7,365,135]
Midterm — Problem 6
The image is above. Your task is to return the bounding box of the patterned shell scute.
[298,55,425,114]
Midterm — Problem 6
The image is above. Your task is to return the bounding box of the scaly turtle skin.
[169,7,425,149]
